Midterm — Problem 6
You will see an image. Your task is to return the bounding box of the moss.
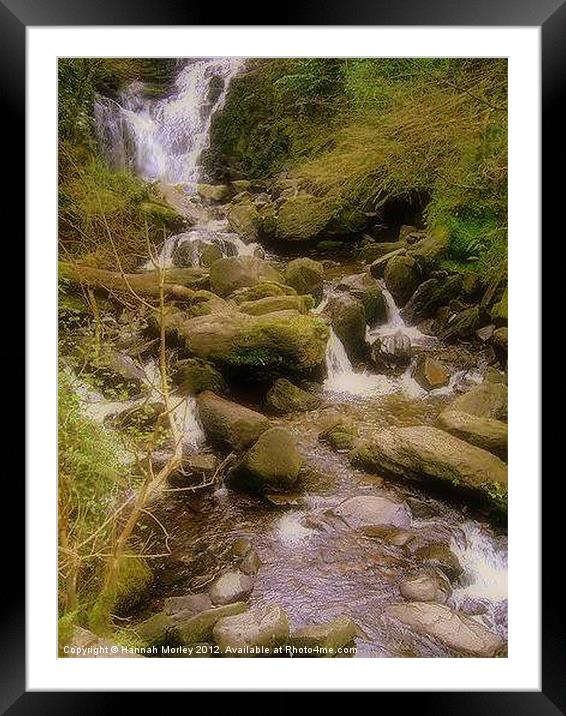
[275,194,334,240]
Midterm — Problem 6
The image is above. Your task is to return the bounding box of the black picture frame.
[8,0,553,708]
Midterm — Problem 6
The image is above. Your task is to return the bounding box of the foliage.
[208,58,507,275]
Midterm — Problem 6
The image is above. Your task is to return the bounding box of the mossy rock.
[384,255,421,307]
[227,196,260,240]
[440,305,480,341]
[209,256,283,297]
[318,419,358,451]
[490,287,508,325]
[239,294,313,316]
[230,282,297,304]
[275,194,333,241]
[359,240,407,263]
[175,358,227,395]
[197,183,231,202]
[285,257,325,304]
[172,602,248,645]
[197,391,270,451]
[323,294,367,359]
[265,378,321,414]
[140,200,184,228]
[337,272,387,325]
[230,427,303,492]
[111,553,153,614]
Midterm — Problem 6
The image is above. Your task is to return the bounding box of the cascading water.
[95,58,243,186]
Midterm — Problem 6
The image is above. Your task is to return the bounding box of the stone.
[172,603,248,645]
[175,358,227,395]
[134,613,173,646]
[285,257,325,304]
[407,230,448,271]
[166,310,329,378]
[275,194,333,240]
[230,427,302,492]
[440,306,480,341]
[208,571,254,605]
[368,247,408,277]
[209,256,283,297]
[196,391,270,452]
[291,617,358,654]
[212,605,290,654]
[240,549,262,575]
[491,326,508,354]
[490,288,508,325]
[229,282,297,304]
[163,593,213,618]
[414,544,463,582]
[318,419,358,452]
[239,294,313,316]
[399,572,449,603]
[360,241,407,263]
[337,272,387,324]
[265,378,321,414]
[168,453,219,488]
[384,255,421,306]
[323,294,367,359]
[63,627,143,658]
[334,495,412,530]
[450,382,508,420]
[412,355,451,391]
[197,183,231,202]
[437,410,507,460]
[351,426,508,510]
[227,196,260,240]
[385,602,504,657]
[370,331,412,374]
[401,276,463,324]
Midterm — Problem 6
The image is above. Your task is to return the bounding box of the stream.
[86,58,508,657]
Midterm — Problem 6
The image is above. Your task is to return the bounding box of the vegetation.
[207,58,507,277]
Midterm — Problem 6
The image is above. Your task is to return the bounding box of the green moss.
[275,194,334,240]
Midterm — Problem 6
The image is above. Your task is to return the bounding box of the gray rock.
[334,495,412,530]
[196,391,270,452]
[208,571,254,605]
[213,605,290,654]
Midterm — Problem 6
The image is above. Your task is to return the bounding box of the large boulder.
[172,603,248,645]
[229,282,297,304]
[385,602,504,657]
[265,378,321,414]
[412,355,451,391]
[323,294,367,359]
[212,605,290,654]
[230,427,302,492]
[399,572,449,603]
[166,310,329,378]
[197,183,231,202]
[437,410,507,459]
[368,247,408,278]
[407,230,448,271]
[334,495,412,530]
[285,257,325,304]
[337,272,387,325]
[450,382,508,420]
[239,294,313,316]
[370,331,412,374]
[384,255,421,306]
[196,391,270,452]
[414,544,463,582]
[209,256,283,297]
[401,275,463,324]
[351,426,508,510]
[227,196,261,240]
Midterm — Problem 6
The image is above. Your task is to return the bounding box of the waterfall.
[367,282,434,347]
[451,522,508,603]
[94,58,243,187]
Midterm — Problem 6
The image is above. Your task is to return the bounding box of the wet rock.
[440,306,480,342]
[166,310,329,377]
[275,194,333,241]
[134,612,173,646]
[399,572,449,603]
[230,537,252,558]
[437,410,507,460]
[229,281,297,304]
[414,544,463,582]
[208,571,254,605]
[384,255,421,306]
[450,382,508,421]
[385,602,504,657]
[318,417,358,452]
[227,196,260,240]
[401,276,463,324]
[209,256,283,297]
[491,326,508,354]
[175,358,227,395]
[412,355,451,391]
[197,183,231,202]
[110,400,166,434]
[360,525,419,549]
[285,257,325,304]
[334,495,412,530]
[213,604,290,654]
[172,602,248,645]
[484,367,507,384]
[231,179,252,193]
[103,350,147,393]
[370,331,412,374]
[240,549,262,575]
[163,593,213,618]
[407,231,449,271]
[196,391,270,452]
[264,492,303,506]
[351,426,508,510]
[490,288,508,325]
[323,294,367,360]
[291,617,358,654]
[230,427,302,492]
[239,294,313,316]
[360,240,407,263]
[476,324,495,342]
[266,378,321,414]
[337,272,387,324]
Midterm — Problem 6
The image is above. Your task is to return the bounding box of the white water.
[95,58,243,186]
[451,522,508,604]
[367,282,435,347]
